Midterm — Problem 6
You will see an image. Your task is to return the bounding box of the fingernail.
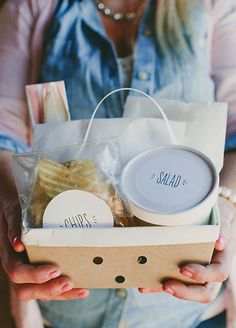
[180,270,193,278]
[61,283,73,293]
[13,236,23,250]
[217,235,224,247]
[77,290,89,298]
[163,287,175,295]
[13,236,19,244]
[139,288,151,293]
[49,270,61,279]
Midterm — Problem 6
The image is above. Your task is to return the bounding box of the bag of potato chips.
[12,138,133,229]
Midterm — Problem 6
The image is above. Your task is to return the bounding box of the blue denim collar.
[79,0,107,39]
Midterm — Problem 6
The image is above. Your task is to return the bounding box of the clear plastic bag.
[12,138,133,229]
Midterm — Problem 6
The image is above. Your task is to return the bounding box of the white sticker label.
[43,190,114,228]
[133,149,213,213]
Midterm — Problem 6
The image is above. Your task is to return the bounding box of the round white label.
[43,190,114,228]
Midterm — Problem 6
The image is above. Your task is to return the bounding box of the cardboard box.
[21,83,222,288]
[22,206,219,288]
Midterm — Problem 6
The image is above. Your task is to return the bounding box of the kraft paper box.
[20,82,223,288]
[22,206,219,289]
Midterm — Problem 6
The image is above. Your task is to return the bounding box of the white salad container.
[121,146,219,226]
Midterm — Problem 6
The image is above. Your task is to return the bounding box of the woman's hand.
[139,196,236,303]
[0,202,89,301]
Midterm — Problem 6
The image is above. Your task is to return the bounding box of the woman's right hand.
[0,202,89,301]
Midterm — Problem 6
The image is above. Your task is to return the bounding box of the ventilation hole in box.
[93,257,103,265]
[137,256,147,264]
[115,275,125,284]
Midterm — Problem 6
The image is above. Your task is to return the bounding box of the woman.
[0,0,236,327]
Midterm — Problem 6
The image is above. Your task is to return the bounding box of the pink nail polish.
[217,235,224,247]
[140,288,151,293]
[78,290,89,298]
[13,236,23,249]
[49,270,61,279]
[13,236,19,244]
[13,236,24,252]
[163,287,175,295]
[181,270,193,278]
[140,288,160,293]
[61,283,72,293]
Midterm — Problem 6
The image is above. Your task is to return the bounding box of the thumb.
[215,196,235,251]
[4,203,25,253]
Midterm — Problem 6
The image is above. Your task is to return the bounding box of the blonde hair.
[156,0,204,60]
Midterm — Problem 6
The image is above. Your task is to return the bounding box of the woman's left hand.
[139,196,236,303]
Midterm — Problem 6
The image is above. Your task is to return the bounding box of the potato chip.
[38,158,98,191]
[29,200,50,227]
[29,157,132,227]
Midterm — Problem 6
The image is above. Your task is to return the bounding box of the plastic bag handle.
[83,88,178,144]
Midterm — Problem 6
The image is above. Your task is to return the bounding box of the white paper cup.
[121,146,219,226]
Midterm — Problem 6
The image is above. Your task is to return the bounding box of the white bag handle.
[83,88,178,144]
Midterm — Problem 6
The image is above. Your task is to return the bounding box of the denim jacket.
[39,0,215,119]
[38,1,214,327]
